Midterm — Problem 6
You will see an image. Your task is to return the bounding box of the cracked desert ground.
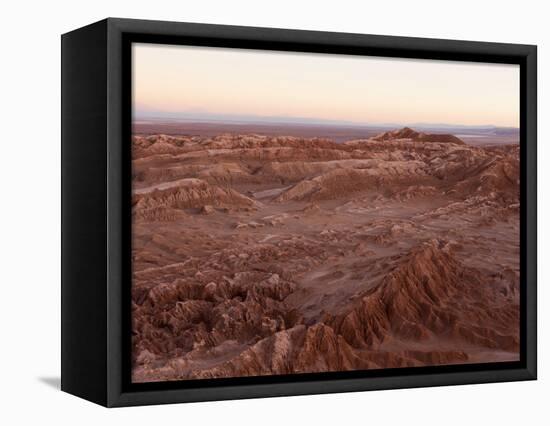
[130,126,520,383]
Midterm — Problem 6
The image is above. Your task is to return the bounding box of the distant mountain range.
[135,111,518,138]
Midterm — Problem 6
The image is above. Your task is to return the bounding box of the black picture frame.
[61,17,537,407]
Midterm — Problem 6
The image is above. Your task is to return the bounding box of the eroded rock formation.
[131,127,520,382]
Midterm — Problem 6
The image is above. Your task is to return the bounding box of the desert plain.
[130,124,520,383]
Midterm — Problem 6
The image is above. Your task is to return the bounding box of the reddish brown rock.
[130,129,520,383]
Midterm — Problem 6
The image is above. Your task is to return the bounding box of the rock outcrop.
[372,127,465,144]
[130,129,520,382]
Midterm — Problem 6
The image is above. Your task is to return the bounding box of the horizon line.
[133,111,520,130]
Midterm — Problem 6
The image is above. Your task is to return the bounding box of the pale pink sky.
[133,43,519,127]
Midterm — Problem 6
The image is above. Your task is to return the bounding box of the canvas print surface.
[130,43,520,383]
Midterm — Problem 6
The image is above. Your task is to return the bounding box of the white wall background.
[0,0,546,423]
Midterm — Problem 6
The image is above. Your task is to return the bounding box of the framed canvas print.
[61,18,537,407]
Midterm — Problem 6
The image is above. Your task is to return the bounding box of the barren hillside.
[131,128,520,383]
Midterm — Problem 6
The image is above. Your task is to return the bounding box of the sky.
[132,43,520,128]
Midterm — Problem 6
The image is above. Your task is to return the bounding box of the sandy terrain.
[131,126,520,383]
